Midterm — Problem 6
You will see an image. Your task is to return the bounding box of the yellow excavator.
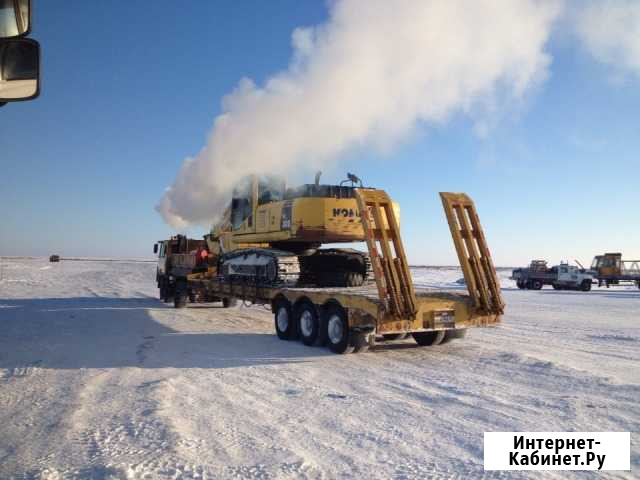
[205,173,399,287]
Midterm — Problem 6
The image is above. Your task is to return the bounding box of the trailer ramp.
[355,189,417,320]
[440,193,504,315]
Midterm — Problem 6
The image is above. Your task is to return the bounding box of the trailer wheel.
[412,330,445,346]
[296,302,320,346]
[581,280,592,292]
[325,304,354,354]
[440,328,467,344]
[222,297,238,308]
[274,299,295,340]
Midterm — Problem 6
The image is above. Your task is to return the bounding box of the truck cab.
[552,263,592,291]
[154,240,170,277]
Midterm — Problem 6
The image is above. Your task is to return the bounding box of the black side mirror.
[153,243,158,254]
[0,37,39,102]
[0,0,31,38]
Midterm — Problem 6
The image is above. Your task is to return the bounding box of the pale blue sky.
[1,1,638,266]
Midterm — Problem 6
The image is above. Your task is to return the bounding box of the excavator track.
[219,248,370,288]
[298,248,371,287]
[219,249,300,286]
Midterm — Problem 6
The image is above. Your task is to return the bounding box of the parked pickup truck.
[511,260,593,291]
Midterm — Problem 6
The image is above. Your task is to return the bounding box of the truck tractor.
[153,235,236,307]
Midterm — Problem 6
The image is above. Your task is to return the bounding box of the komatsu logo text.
[332,208,360,218]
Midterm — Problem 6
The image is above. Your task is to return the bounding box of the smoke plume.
[576,0,640,78]
[157,0,562,228]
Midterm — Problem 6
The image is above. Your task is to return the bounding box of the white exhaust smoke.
[157,0,562,228]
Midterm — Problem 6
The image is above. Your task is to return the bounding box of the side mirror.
[0,0,30,38]
[153,243,158,254]
[0,37,39,102]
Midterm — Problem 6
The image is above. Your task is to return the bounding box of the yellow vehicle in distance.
[591,253,640,288]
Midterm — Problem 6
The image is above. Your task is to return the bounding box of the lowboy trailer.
[183,190,505,354]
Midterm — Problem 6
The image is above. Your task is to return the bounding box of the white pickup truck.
[511,261,593,291]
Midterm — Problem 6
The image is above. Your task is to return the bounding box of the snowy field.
[0,258,637,479]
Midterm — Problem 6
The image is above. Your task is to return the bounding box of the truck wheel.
[412,330,446,346]
[531,280,543,290]
[159,278,169,302]
[222,297,237,308]
[296,302,320,346]
[440,328,467,344]
[325,304,354,354]
[581,280,592,292]
[174,282,188,309]
[274,299,295,340]
[516,280,525,290]
[637,280,640,290]
[552,283,561,290]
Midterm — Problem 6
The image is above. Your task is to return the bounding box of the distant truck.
[512,260,593,291]
[590,253,640,288]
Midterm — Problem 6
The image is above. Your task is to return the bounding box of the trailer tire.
[412,330,445,346]
[222,297,238,308]
[325,304,354,354]
[296,301,320,346]
[581,280,592,292]
[274,299,295,340]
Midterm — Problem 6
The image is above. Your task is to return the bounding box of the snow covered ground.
[0,258,637,479]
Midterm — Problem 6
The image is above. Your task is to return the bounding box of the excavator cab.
[230,178,254,230]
